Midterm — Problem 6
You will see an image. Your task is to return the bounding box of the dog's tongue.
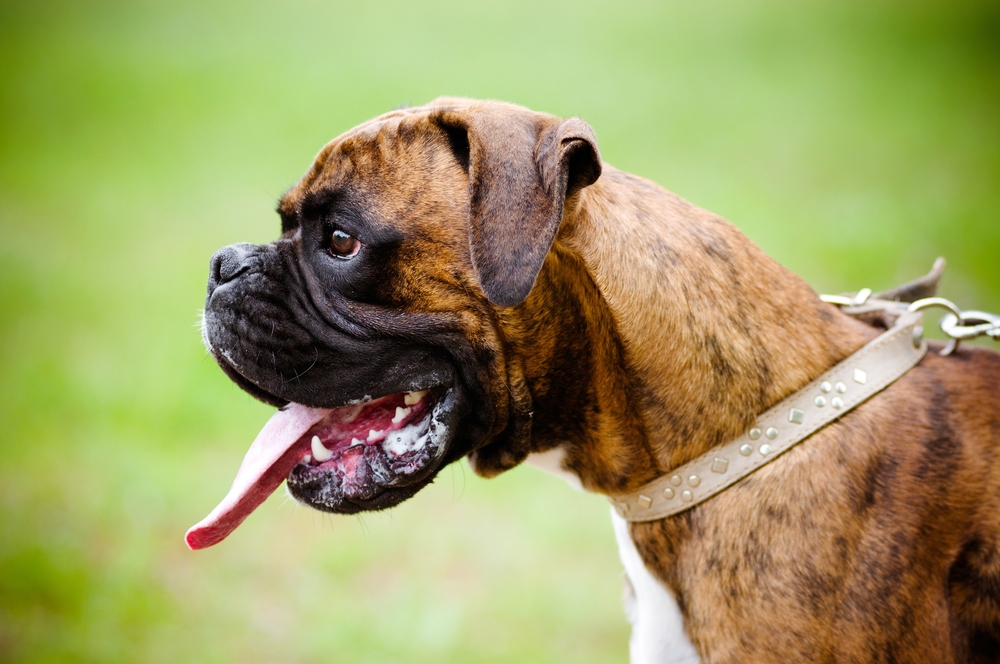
[185,403,330,550]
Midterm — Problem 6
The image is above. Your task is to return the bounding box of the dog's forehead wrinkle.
[298,186,343,220]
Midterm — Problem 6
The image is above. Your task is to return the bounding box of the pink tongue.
[185,403,331,550]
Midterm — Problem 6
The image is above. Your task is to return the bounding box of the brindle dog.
[199,98,1000,662]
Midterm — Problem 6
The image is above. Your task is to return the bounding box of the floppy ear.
[434,109,601,306]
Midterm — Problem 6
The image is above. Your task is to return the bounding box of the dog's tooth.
[367,429,384,442]
[404,390,429,406]
[392,406,411,424]
[304,454,312,463]
[311,435,334,462]
[351,438,364,447]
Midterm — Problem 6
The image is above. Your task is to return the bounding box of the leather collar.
[611,306,927,522]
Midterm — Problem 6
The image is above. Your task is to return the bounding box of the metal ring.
[960,310,1000,327]
[820,288,873,307]
[940,313,998,340]
[908,297,964,356]
[908,297,963,318]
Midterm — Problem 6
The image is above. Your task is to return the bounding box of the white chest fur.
[523,448,699,663]
[611,511,700,663]
[524,446,584,491]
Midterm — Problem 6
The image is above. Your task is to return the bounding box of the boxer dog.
[190,98,1000,663]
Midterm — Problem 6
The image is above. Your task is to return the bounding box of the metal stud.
[765,427,778,439]
[688,474,701,487]
[681,490,693,503]
[711,457,729,474]
[820,381,833,393]
[740,443,753,456]
[670,475,682,487]
[815,396,827,407]
[638,494,652,509]
[835,381,847,394]
[759,444,772,455]
[664,487,675,500]
[853,368,867,385]
[749,428,762,440]
[789,408,805,424]
[831,397,843,409]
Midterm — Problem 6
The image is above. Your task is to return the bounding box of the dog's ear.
[434,109,601,307]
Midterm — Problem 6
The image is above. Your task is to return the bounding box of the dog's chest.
[524,449,699,663]
[612,512,700,664]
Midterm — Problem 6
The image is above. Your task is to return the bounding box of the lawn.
[1,0,998,661]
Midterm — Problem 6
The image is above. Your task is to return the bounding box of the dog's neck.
[519,167,873,494]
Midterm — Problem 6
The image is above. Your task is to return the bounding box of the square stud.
[788,408,805,424]
[853,368,867,384]
[711,457,729,474]
[638,494,653,509]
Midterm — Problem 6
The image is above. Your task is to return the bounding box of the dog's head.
[187,99,601,548]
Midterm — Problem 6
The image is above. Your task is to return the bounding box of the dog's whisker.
[355,514,370,540]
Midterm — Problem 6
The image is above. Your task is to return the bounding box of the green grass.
[1,0,998,661]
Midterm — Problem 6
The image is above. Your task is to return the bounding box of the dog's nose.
[208,243,255,295]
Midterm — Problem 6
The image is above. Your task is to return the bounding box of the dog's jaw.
[285,386,463,513]
[185,386,465,549]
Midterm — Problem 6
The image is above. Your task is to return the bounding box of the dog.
[189,98,1000,663]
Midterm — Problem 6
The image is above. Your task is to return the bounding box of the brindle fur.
[213,98,1000,661]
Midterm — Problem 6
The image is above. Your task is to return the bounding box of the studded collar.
[610,305,927,522]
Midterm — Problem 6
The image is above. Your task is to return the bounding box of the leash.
[611,287,1000,523]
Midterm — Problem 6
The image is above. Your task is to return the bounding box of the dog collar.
[610,304,928,522]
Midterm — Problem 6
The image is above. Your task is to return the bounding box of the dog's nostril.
[209,244,252,291]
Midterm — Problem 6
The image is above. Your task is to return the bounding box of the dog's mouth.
[185,386,460,550]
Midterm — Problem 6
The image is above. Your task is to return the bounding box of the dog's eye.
[328,229,360,260]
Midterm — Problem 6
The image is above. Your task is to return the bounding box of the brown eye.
[328,229,360,259]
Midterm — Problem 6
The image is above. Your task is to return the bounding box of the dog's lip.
[212,350,289,408]
[211,346,454,412]
[184,387,450,550]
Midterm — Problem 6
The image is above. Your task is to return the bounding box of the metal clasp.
[820,288,873,308]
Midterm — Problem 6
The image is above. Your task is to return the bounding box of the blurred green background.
[1,0,997,661]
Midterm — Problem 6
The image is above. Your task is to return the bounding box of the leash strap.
[610,308,928,522]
